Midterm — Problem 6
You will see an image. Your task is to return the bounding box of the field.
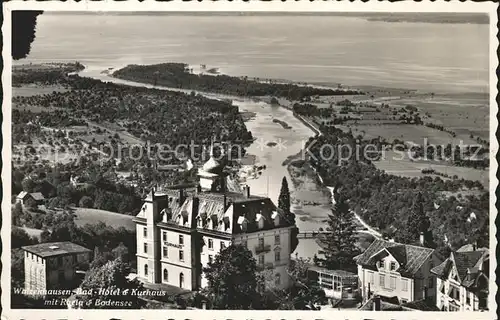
[13,84,69,97]
[337,124,477,146]
[373,151,488,187]
[22,227,43,239]
[72,207,136,230]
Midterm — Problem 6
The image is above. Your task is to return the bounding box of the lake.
[21,13,489,94]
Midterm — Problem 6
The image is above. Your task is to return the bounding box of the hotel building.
[133,147,295,291]
[354,238,442,305]
[22,242,92,293]
[431,246,489,311]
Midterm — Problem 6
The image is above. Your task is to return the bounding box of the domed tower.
[198,140,227,192]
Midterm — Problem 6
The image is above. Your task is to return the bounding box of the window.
[179,273,184,288]
[275,251,281,262]
[144,264,148,276]
[163,269,168,282]
[208,239,214,250]
[368,271,374,285]
[379,274,385,287]
[390,276,396,289]
[163,247,168,258]
[221,241,226,250]
[258,237,264,247]
[179,250,184,262]
[258,255,265,265]
[144,243,148,254]
[428,277,434,289]
[208,255,213,264]
[275,273,281,286]
[275,234,280,245]
[143,227,147,238]
[466,293,471,305]
[390,262,396,271]
[179,235,184,245]
[402,279,408,291]
[163,231,167,242]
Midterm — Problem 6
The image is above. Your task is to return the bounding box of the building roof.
[17,191,29,199]
[137,187,290,236]
[452,251,485,281]
[30,192,45,201]
[307,265,357,278]
[22,242,91,258]
[354,239,434,277]
[359,296,413,311]
[431,249,488,287]
[402,299,440,311]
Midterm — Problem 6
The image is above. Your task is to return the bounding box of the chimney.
[373,295,381,311]
[473,241,477,251]
[242,185,250,198]
[179,188,186,205]
[419,231,425,247]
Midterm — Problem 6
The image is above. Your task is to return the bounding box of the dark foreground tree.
[316,194,359,272]
[202,245,259,309]
[75,258,145,309]
[278,177,299,253]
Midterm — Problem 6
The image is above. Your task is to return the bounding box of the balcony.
[254,244,271,254]
[257,262,274,271]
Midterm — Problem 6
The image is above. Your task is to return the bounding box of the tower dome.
[201,139,225,174]
[202,157,223,174]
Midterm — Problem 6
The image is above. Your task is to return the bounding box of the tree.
[278,177,299,253]
[202,245,260,309]
[75,258,145,309]
[12,202,24,226]
[112,242,130,261]
[396,192,431,245]
[22,178,36,193]
[12,227,38,248]
[79,196,94,208]
[316,194,359,272]
[259,257,327,310]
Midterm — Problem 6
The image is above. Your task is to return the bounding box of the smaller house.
[354,238,442,305]
[16,192,46,206]
[431,246,489,311]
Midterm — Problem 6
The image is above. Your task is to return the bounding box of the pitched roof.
[354,239,434,277]
[431,249,489,288]
[17,191,29,199]
[430,259,453,278]
[30,192,45,201]
[402,299,440,311]
[359,297,413,311]
[22,242,91,258]
[452,251,485,282]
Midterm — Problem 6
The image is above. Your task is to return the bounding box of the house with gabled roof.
[354,238,442,305]
[16,191,46,206]
[431,246,489,311]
